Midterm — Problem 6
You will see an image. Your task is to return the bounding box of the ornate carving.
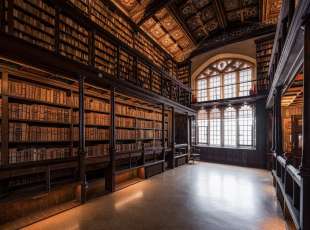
[262,0,282,24]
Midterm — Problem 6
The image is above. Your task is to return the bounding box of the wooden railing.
[272,153,301,229]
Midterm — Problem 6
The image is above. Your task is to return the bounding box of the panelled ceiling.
[112,0,282,62]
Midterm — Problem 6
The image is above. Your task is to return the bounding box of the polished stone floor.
[24,163,285,230]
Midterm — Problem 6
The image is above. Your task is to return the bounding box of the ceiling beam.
[190,23,276,58]
[213,0,228,28]
[137,0,175,26]
[167,5,198,45]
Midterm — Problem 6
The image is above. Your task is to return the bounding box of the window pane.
[209,76,221,100]
[210,108,221,145]
[239,69,252,97]
[224,72,236,98]
[197,79,207,102]
[224,107,237,146]
[197,110,208,144]
[239,105,253,146]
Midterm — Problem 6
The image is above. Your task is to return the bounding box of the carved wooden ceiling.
[112,0,282,61]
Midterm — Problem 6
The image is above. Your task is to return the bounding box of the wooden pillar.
[171,107,175,168]
[300,19,310,230]
[161,104,165,171]
[271,106,276,152]
[106,88,116,192]
[274,86,283,156]
[0,67,9,196]
[186,114,190,163]
[79,75,86,203]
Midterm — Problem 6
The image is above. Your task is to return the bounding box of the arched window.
[224,107,237,146]
[196,59,254,101]
[239,105,254,146]
[209,108,221,145]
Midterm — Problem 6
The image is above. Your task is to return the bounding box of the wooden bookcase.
[0,0,192,109]
[255,35,274,93]
[0,60,179,225]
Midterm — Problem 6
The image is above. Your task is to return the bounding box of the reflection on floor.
[23,163,285,230]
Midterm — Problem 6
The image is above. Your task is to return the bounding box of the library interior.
[0,0,309,229]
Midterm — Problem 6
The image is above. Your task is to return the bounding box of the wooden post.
[106,88,116,192]
[0,67,9,196]
[186,113,190,163]
[271,106,276,152]
[161,104,165,171]
[171,107,175,168]
[79,75,86,203]
[274,86,283,156]
[1,67,8,166]
[300,19,310,230]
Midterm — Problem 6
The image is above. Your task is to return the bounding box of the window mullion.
[220,107,224,147]
[236,105,240,147]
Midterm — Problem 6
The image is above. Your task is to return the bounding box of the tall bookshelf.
[0,60,174,217]
[0,0,192,108]
[255,36,274,93]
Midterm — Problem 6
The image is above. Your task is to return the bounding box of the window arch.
[196,58,255,102]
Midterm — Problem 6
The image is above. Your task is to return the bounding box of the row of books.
[73,111,110,126]
[73,127,109,141]
[116,129,136,140]
[136,130,155,139]
[9,123,70,142]
[136,119,154,129]
[94,35,116,75]
[9,80,70,105]
[9,147,72,164]
[257,56,271,63]
[12,19,54,51]
[59,14,89,63]
[114,129,162,140]
[11,0,55,51]
[116,117,135,128]
[9,103,71,123]
[14,0,55,17]
[116,142,142,153]
[73,95,110,112]
[119,50,134,81]
[73,144,110,158]
[90,0,133,47]
[137,62,151,89]
[136,109,162,121]
[134,31,165,68]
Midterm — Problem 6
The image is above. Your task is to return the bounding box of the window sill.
[195,144,256,151]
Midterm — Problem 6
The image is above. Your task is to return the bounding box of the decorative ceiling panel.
[112,0,152,23]
[262,0,282,24]
[112,0,195,62]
